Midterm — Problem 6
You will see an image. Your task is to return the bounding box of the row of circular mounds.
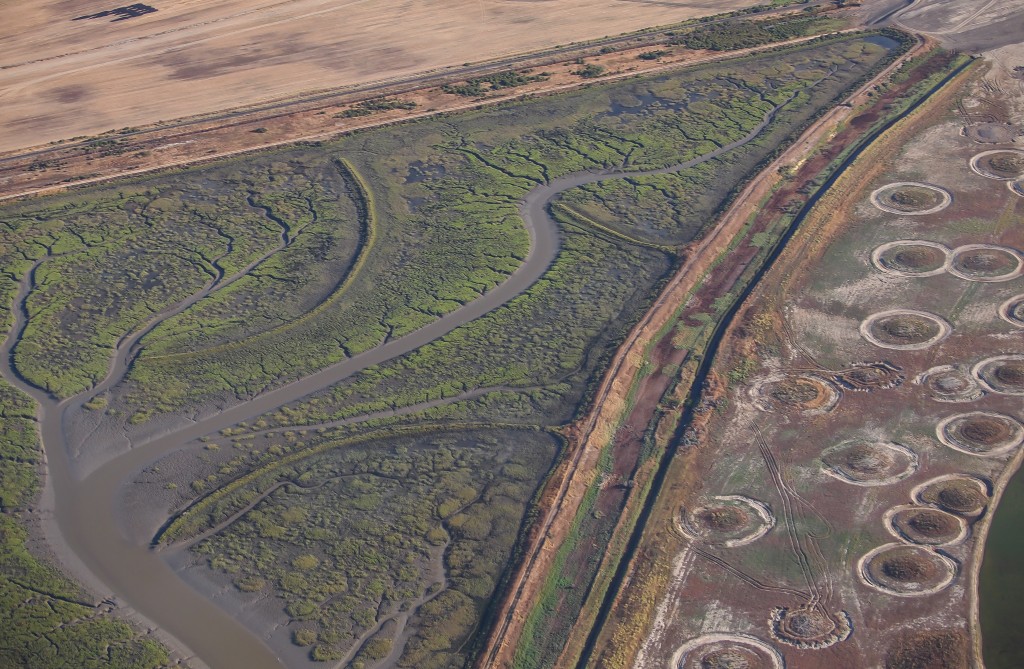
[749,365,905,416]
[855,392,1018,594]
[854,475,991,598]
[677,153,1020,656]
[871,240,1024,282]
[915,355,1024,402]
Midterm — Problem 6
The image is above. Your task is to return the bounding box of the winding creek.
[1,97,795,669]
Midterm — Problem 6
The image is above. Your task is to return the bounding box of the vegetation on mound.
[886,630,968,669]
[336,98,417,118]
[443,70,550,97]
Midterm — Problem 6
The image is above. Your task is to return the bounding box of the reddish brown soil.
[580,43,1024,669]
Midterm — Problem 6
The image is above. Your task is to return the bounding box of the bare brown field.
[0,0,761,153]
[610,60,1024,669]
[0,28,856,202]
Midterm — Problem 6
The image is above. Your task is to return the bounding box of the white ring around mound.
[969,149,1024,180]
[750,373,841,414]
[859,309,951,350]
[946,244,1024,282]
[998,294,1024,327]
[972,354,1024,396]
[913,364,984,403]
[857,543,958,597]
[910,474,989,517]
[820,440,918,487]
[883,504,968,547]
[669,632,784,669]
[936,411,1024,457]
[677,495,776,548]
[869,182,952,215]
[870,240,951,277]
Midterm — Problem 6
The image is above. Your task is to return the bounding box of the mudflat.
[0,0,757,153]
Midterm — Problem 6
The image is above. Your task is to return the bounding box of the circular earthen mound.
[914,365,984,403]
[769,607,852,649]
[870,182,951,215]
[969,149,1024,180]
[859,544,957,596]
[860,310,951,350]
[965,122,1018,144]
[947,244,1023,282]
[914,475,989,517]
[937,411,1024,457]
[887,506,967,546]
[834,362,905,391]
[752,374,840,414]
[679,496,775,548]
[999,294,1024,327]
[821,440,917,486]
[871,241,950,277]
[973,355,1024,395]
[672,634,783,669]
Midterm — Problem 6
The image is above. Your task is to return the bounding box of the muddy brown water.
[1,96,792,668]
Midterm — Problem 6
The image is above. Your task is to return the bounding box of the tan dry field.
[625,65,1024,669]
[0,0,759,153]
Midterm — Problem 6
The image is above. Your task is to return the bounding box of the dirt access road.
[0,0,758,153]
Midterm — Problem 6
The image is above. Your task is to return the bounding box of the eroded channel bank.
[0,96,796,668]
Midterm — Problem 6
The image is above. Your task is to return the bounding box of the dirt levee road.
[0,0,757,153]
